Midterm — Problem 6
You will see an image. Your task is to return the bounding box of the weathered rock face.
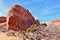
[0,17,6,23]
[7,4,36,31]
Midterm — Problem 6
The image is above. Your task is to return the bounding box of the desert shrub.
[26,24,41,33]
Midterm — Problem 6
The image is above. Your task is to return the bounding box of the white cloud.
[34,16,39,19]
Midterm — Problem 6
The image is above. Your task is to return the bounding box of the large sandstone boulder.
[7,4,36,32]
[0,17,6,23]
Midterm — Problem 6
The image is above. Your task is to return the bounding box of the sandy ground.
[0,32,22,40]
[0,23,24,40]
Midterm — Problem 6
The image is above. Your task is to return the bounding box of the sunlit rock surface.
[46,19,60,32]
[45,19,60,37]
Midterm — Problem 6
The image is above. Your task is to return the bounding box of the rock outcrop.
[7,4,36,32]
[46,19,60,37]
[0,17,6,23]
[35,19,40,25]
[46,19,60,26]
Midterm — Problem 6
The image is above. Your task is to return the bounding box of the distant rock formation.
[7,4,36,32]
[46,19,60,27]
[52,19,60,25]
[46,19,60,36]
[0,17,6,23]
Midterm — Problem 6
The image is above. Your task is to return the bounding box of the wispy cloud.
[49,4,60,10]
[22,0,42,5]
[34,16,39,19]
[37,4,60,16]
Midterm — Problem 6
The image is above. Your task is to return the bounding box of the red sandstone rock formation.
[0,17,6,23]
[7,4,36,32]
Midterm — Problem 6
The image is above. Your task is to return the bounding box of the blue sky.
[0,0,60,23]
